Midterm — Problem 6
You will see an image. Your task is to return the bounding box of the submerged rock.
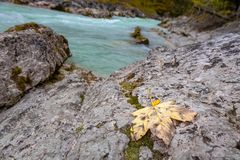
[131,26,149,45]
[0,22,71,108]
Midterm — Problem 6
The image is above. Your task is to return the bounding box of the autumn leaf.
[131,100,197,145]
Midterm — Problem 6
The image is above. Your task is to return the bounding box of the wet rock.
[0,23,71,108]
[131,26,149,45]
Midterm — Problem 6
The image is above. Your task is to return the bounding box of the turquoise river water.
[0,2,165,77]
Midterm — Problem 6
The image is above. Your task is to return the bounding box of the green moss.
[10,67,32,91]
[120,81,139,92]
[127,95,143,110]
[76,124,84,134]
[80,94,85,104]
[120,79,144,109]
[45,70,65,84]
[11,66,22,78]
[123,127,153,160]
[5,22,43,33]
[16,76,27,91]
[123,126,165,160]
[131,26,141,38]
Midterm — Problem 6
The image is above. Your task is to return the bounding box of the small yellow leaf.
[151,99,161,107]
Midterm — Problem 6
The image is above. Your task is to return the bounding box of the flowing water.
[0,2,165,77]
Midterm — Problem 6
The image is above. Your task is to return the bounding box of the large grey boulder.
[0,23,71,108]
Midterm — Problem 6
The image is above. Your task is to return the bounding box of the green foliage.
[98,0,237,17]
[97,0,192,17]
[193,0,230,10]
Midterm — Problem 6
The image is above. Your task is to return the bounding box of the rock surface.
[0,25,240,160]
[0,23,70,108]
[153,16,240,49]
[0,67,94,159]
[139,146,153,160]
[112,33,240,159]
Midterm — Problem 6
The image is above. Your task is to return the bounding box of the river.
[0,2,165,77]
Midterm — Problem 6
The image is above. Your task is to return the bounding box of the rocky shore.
[0,0,145,18]
[0,19,240,160]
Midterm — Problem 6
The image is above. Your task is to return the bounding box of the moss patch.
[76,124,84,135]
[80,94,85,105]
[44,69,65,84]
[123,127,153,160]
[11,66,32,91]
[120,79,144,110]
[5,22,44,33]
[123,126,165,160]
[11,66,22,77]
[121,81,140,92]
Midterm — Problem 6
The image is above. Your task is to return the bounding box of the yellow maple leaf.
[131,100,197,145]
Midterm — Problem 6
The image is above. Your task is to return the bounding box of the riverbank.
[152,11,240,48]
[0,0,145,18]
